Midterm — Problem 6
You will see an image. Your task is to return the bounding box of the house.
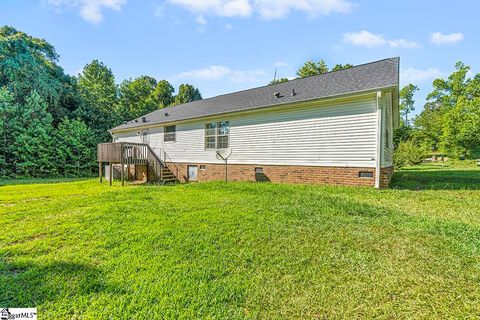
[100,57,399,188]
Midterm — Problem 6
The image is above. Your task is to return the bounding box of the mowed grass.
[1,166,480,319]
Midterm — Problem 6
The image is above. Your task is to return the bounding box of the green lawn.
[1,166,480,319]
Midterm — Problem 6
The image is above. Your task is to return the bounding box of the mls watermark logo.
[1,308,37,320]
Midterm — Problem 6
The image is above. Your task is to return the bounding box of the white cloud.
[167,0,353,19]
[168,0,252,17]
[154,5,164,17]
[343,30,386,48]
[275,62,287,67]
[46,0,126,24]
[254,0,353,19]
[401,67,443,84]
[223,23,234,31]
[430,32,464,45]
[196,15,208,25]
[343,30,419,49]
[173,65,266,83]
[388,38,420,49]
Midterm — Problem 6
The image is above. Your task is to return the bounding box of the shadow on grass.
[0,260,121,307]
[390,169,480,190]
[0,177,93,187]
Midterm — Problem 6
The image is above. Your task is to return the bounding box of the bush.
[394,140,428,168]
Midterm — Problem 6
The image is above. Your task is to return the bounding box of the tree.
[427,62,471,109]
[331,64,353,72]
[399,83,419,126]
[118,76,158,120]
[413,102,444,152]
[413,61,480,158]
[174,84,202,105]
[296,60,329,78]
[12,91,54,177]
[268,78,289,85]
[442,96,480,157]
[76,60,118,142]
[153,80,175,107]
[0,87,17,177]
[55,118,97,176]
[0,25,79,123]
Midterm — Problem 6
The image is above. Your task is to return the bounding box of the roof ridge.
[114,57,399,130]
[172,57,399,106]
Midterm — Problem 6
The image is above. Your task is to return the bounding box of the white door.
[188,165,198,181]
[142,130,149,144]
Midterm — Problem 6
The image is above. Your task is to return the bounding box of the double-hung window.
[164,125,176,142]
[205,121,229,149]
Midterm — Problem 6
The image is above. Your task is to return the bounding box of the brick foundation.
[165,162,394,188]
[380,166,395,188]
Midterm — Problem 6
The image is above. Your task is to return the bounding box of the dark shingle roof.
[111,57,399,132]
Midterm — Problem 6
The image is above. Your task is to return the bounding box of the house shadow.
[255,172,272,182]
[390,169,480,190]
[0,259,122,307]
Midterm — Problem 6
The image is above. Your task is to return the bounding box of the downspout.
[375,91,383,189]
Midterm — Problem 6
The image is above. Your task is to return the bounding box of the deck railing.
[97,142,176,184]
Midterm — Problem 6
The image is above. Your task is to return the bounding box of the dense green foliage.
[0,26,202,178]
[296,60,329,78]
[173,83,202,105]
[1,166,480,318]
[396,62,480,160]
[269,60,353,85]
[268,77,289,85]
[76,60,118,143]
[393,140,428,168]
[296,60,352,78]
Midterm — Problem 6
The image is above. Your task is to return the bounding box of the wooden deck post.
[109,162,113,186]
[121,164,124,186]
[99,162,103,183]
[120,143,124,186]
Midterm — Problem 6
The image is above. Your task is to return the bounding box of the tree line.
[396,62,480,166]
[269,60,353,85]
[0,26,202,178]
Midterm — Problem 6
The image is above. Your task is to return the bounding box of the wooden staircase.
[159,167,179,184]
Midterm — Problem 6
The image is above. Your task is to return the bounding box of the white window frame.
[164,125,176,142]
[205,121,229,150]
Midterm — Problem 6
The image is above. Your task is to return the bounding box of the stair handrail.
[161,149,181,179]
[119,142,180,183]
[145,144,166,167]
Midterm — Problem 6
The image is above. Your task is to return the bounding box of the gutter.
[375,91,383,189]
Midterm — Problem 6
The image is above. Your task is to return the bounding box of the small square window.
[255,167,264,174]
[200,165,206,170]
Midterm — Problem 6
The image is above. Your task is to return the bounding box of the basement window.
[358,171,374,178]
[164,125,176,142]
[255,167,264,174]
[200,165,206,170]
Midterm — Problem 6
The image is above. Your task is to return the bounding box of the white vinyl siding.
[114,94,381,168]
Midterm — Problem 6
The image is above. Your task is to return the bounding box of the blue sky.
[1,0,478,115]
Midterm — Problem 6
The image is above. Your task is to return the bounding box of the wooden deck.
[97,142,179,185]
